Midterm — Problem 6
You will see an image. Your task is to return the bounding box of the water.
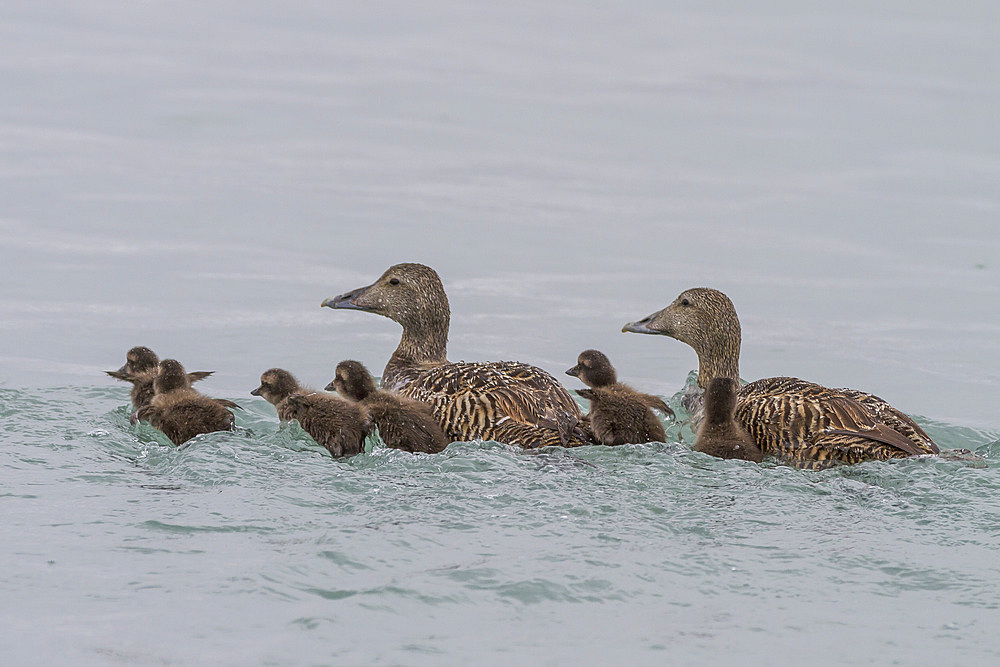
[2,1,999,663]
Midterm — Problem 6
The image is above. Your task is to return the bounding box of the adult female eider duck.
[106,346,214,409]
[251,368,369,457]
[694,378,762,462]
[566,349,673,445]
[622,288,940,467]
[327,360,450,454]
[322,263,587,448]
[132,359,237,445]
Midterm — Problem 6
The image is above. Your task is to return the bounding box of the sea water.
[1,1,998,663]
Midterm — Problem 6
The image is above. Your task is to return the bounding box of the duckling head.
[326,360,376,401]
[154,359,190,394]
[622,287,741,388]
[117,346,159,375]
[703,377,740,425]
[251,368,299,406]
[566,349,617,388]
[321,263,449,332]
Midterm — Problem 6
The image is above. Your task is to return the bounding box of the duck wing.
[393,360,585,446]
[836,388,939,455]
[736,377,932,465]
[636,392,676,421]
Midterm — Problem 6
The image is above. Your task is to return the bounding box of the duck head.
[703,377,740,425]
[323,263,448,325]
[322,263,450,363]
[566,349,617,388]
[325,360,377,401]
[114,346,159,376]
[623,288,741,388]
[251,368,299,406]
[154,359,190,394]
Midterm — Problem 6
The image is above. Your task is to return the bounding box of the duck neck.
[386,317,450,371]
[694,331,741,390]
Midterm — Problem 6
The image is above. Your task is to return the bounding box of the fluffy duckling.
[132,359,236,445]
[281,392,369,458]
[623,288,940,467]
[322,263,586,448]
[251,368,368,458]
[694,378,762,462]
[106,346,213,409]
[566,349,671,446]
[250,368,304,421]
[327,360,449,454]
[566,349,675,418]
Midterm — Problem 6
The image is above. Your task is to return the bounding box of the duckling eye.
[680,298,691,306]
[388,278,400,286]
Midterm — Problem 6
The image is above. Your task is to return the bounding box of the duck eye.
[388,278,400,286]
[680,298,690,306]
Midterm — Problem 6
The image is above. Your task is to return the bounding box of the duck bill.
[323,381,336,392]
[565,365,582,377]
[321,283,374,311]
[250,386,263,396]
[622,310,667,335]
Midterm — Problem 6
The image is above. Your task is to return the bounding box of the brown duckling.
[566,350,671,446]
[694,377,762,462]
[251,368,368,458]
[132,359,236,445]
[106,346,213,409]
[281,392,369,459]
[623,288,940,467]
[327,360,449,454]
[322,263,586,448]
[566,349,675,418]
[250,368,305,421]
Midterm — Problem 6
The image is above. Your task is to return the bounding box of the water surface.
[1,1,998,663]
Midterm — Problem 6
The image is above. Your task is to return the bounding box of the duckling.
[566,350,670,446]
[132,359,236,445]
[566,349,675,418]
[327,360,449,454]
[623,288,940,467]
[105,346,213,409]
[251,368,368,458]
[250,368,304,421]
[322,263,586,448]
[694,378,762,462]
[281,392,369,458]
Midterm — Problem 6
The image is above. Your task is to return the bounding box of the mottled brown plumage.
[695,378,762,462]
[132,359,236,445]
[282,392,368,458]
[623,288,939,468]
[322,263,585,448]
[327,360,449,454]
[106,346,213,409]
[566,349,672,445]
